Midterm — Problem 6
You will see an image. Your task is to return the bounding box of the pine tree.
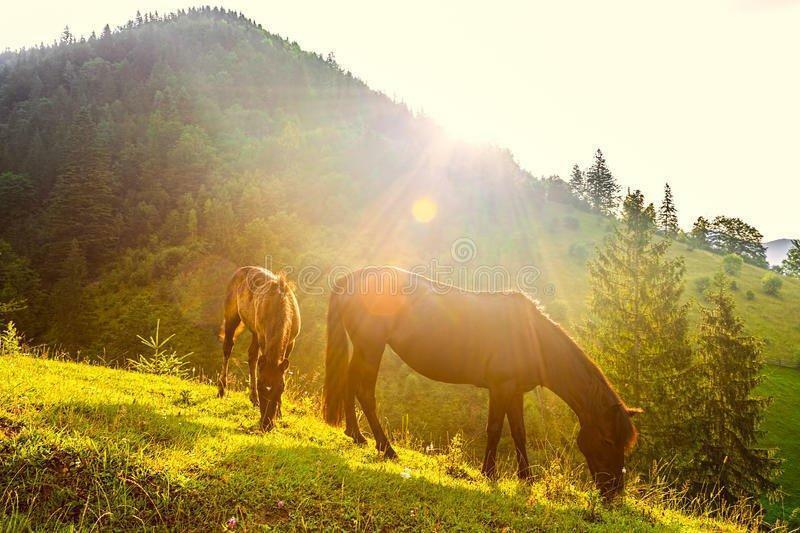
[584,149,620,215]
[48,240,92,349]
[691,216,710,248]
[658,183,679,237]
[689,273,780,502]
[581,190,694,466]
[781,240,800,277]
[43,110,118,272]
[568,164,585,202]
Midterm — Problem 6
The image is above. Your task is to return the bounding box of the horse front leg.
[217,318,239,398]
[247,334,259,407]
[481,384,510,479]
[507,391,532,480]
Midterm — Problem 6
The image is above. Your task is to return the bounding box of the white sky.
[2,1,799,240]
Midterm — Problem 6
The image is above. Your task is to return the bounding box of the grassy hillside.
[759,365,800,521]
[0,7,797,527]
[0,353,749,531]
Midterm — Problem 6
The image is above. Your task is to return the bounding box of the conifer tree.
[689,273,780,502]
[49,240,92,349]
[691,216,710,248]
[44,110,118,271]
[658,183,679,237]
[781,240,800,277]
[568,164,585,202]
[581,190,695,467]
[584,149,620,215]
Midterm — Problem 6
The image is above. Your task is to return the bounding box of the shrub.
[761,273,783,296]
[722,254,743,276]
[789,507,800,530]
[128,320,192,378]
[563,216,580,231]
[729,280,738,291]
[0,321,23,357]
[745,289,755,301]
[440,432,471,480]
[694,277,711,294]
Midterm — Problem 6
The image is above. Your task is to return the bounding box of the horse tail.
[323,290,349,425]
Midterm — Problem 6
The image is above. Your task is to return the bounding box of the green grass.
[759,365,800,522]
[0,354,748,531]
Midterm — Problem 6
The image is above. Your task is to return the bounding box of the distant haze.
[764,239,797,267]
[2,0,799,240]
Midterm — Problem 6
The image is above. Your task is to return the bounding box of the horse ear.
[626,407,644,417]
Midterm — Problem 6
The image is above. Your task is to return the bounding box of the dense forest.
[1,7,796,524]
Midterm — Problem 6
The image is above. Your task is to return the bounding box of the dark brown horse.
[219,266,301,430]
[323,266,641,499]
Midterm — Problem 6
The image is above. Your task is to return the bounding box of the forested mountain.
[1,7,799,523]
[0,7,531,359]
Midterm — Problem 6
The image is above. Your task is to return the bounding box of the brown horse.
[219,266,301,430]
[323,266,641,499]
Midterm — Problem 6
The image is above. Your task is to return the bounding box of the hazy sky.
[2,1,799,240]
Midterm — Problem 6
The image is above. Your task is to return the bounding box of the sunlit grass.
[0,353,753,531]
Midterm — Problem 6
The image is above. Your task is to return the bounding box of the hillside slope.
[0,7,797,525]
[0,354,745,531]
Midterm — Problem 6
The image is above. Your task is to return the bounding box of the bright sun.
[411,196,438,223]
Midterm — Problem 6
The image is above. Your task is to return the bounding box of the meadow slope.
[0,354,746,531]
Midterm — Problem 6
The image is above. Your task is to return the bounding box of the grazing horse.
[323,266,641,499]
[218,266,300,431]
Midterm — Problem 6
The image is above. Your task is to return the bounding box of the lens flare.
[411,196,437,223]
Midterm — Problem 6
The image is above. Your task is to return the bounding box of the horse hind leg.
[217,316,241,398]
[351,343,395,458]
[247,334,259,406]
[344,361,367,444]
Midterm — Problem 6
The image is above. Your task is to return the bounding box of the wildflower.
[226,517,237,529]
[277,500,285,509]
[400,468,412,479]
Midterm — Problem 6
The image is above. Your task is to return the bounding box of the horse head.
[576,403,643,500]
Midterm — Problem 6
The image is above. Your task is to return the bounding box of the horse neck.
[537,320,617,426]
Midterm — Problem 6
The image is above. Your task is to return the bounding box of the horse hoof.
[346,429,367,444]
[383,446,398,460]
[518,471,534,483]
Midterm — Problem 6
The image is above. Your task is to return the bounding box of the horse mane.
[526,297,640,452]
[218,268,294,348]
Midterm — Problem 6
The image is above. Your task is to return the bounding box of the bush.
[729,280,738,291]
[761,273,783,296]
[722,254,743,276]
[563,216,580,231]
[694,277,711,294]
[0,321,23,357]
[745,289,755,300]
[128,320,192,378]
